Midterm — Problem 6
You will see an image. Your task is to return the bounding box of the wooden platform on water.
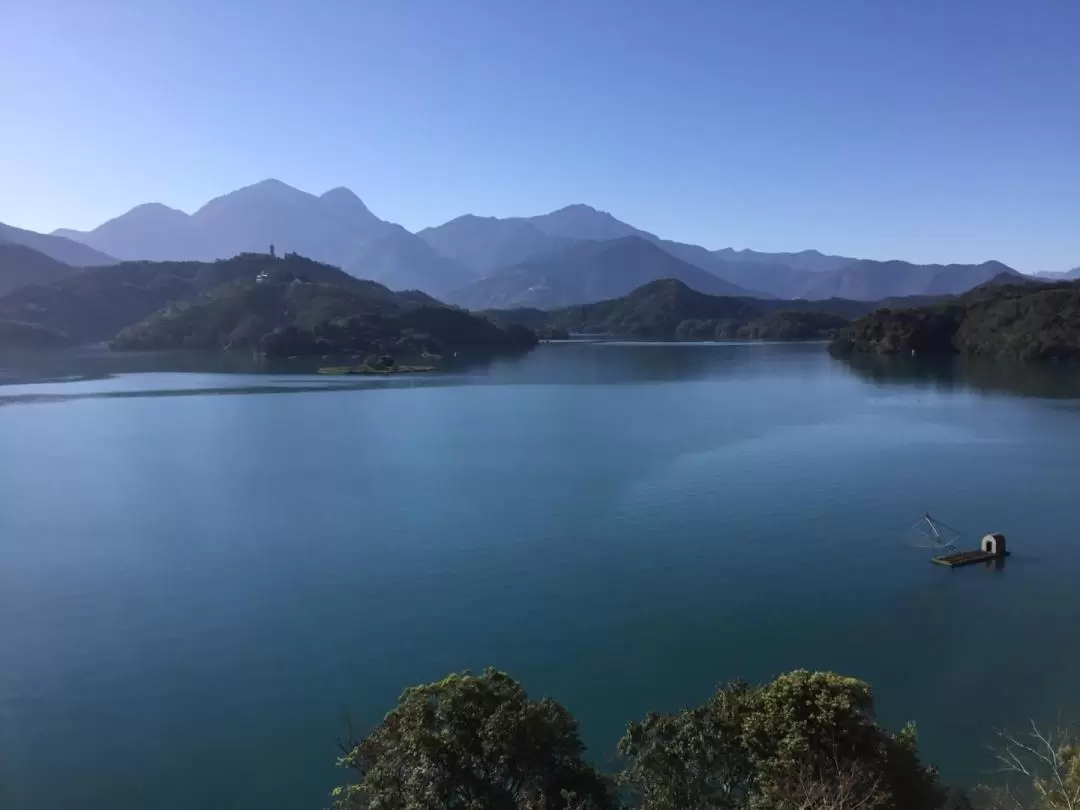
[931,549,1010,568]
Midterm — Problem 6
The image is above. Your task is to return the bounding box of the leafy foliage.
[618,670,945,810]
[333,667,950,810]
[618,681,757,810]
[985,723,1080,810]
[332,668,615,810]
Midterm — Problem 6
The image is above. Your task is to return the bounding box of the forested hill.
[0,252,398,343]
[0,252,536,356]
[541,279,859,340]
[112,276,536,357]
[830,276,1080,361]
[0,242,81,296]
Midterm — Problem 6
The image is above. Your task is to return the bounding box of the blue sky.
[1,0,1077,270]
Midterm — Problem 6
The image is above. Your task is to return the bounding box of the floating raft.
[931,533,1009,567]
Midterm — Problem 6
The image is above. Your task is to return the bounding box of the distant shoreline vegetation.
[0,252,539,362]
[2,247,1078,364]
[831,276,1080,361]
[483,279,871,342]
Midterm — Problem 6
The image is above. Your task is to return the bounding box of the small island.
[318,355,437,375]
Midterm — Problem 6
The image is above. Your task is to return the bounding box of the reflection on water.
[836,352,1080,400]
[0,345,538,386]
[5,344,1080,409]
[0,342,798,404]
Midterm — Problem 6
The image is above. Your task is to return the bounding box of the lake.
[2,342,1079,810]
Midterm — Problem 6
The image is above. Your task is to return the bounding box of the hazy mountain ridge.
[0,243,82,296]
[345,225,475,297]
[418,215,572,274]
[40,179,1032,305]
[416,202,1013,302]
[798,259,1021,301]
[444,236,755,310]
[713,247,853,273]
[1035,266,1080,280]
[52,180,400,266]
[0,221,115,267]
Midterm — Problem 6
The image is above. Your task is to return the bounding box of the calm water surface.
[2,343,1079,810]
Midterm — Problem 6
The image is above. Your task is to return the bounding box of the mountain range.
[0,178,1052,308]
[444,236,755,310]
[1035,266,1080,280]
[0,221,115,267]
[0,242,82,296]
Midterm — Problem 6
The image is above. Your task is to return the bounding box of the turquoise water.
[2,343,1079,810]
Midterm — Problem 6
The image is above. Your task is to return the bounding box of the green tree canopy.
[618,670,945,810]
[331,668,615,810]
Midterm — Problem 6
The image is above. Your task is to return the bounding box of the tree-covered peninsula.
[0,252,537,358]
[831,277,1080,361]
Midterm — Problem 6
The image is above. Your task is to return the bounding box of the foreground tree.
[984,722,1080,810]
[331,668,615,810]
[618,670,945,810]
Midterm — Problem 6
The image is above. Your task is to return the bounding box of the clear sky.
[2,0,1078,270]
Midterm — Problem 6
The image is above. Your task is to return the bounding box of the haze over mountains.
[0,242,83,296]
[0,221,115,267]
[1036,266,1080,281]
[446,236,755,310]
[0,178,1048,309]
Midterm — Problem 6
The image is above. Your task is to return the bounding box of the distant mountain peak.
[551,203,600,214]
[131,202,180,212]
[193,179,313,217]
[630,277,693,296]
[528,204,657,242]
[248,178,295,191]
[320,186,357,198]
[319,186,377,219]
[203,179,311,206]
[320,186,367,205]
[444,213,500,224]
[115,202,190,221]
[445,232,751,310]
[47,179,398,266]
